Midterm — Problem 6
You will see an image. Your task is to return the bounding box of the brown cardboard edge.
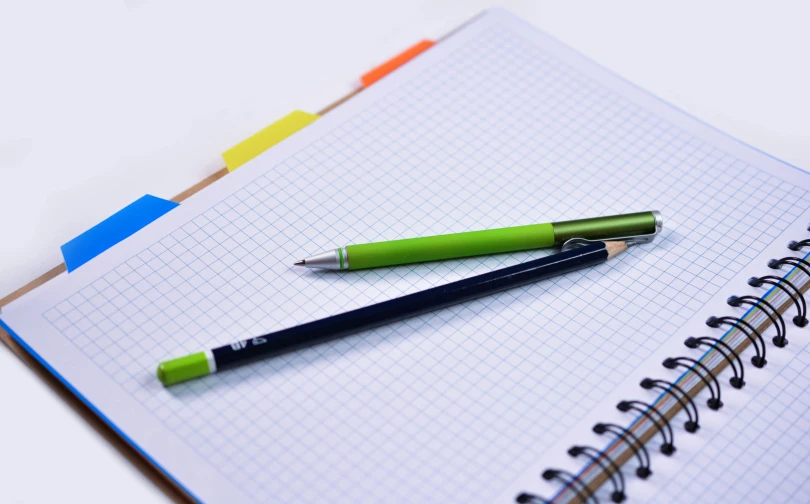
[0,169,237,501]
[0,16,471,494]
[0,326,191,502]
[0,86,366,503]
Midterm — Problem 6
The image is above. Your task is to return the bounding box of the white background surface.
[1,1,808,502]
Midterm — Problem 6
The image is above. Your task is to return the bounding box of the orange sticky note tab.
[360,39,435,88]
[223,110,319,172]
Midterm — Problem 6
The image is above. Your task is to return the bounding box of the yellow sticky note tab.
[223,110,319,172]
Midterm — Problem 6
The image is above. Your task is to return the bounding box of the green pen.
[294,210,662,270]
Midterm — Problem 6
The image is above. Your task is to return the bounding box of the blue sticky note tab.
[61,194,179,272]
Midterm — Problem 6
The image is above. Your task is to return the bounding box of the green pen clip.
[560,210,664,251]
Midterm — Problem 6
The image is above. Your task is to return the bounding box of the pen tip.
[294,260,305,266]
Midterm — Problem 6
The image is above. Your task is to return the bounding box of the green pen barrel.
[552,211,659,244]
[344,211,660,270]
[347,223,555,269]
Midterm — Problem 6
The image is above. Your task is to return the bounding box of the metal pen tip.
[294,260,305,266]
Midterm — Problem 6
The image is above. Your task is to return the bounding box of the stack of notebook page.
[3,7,810,503]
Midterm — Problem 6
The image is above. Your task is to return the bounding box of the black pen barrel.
[212,243,609,370]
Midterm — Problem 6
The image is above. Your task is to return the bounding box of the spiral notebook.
[3,7,810,503]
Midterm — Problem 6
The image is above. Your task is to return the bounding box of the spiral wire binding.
[640,378,699,432]
[518,230,810,503]
[616,400,675,455]
[684,337,745,388]
[662,357,723,410]
[727,294,786,347]
[706,315,768,367]
[748,275,808,328]
[567,446,625,502]
[769,257,810,325]
[592,424,651,479]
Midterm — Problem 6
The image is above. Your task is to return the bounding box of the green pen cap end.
[552,210,662,245]
[157,351,211,386]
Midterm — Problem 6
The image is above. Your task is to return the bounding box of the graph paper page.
[4,8,810,503]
